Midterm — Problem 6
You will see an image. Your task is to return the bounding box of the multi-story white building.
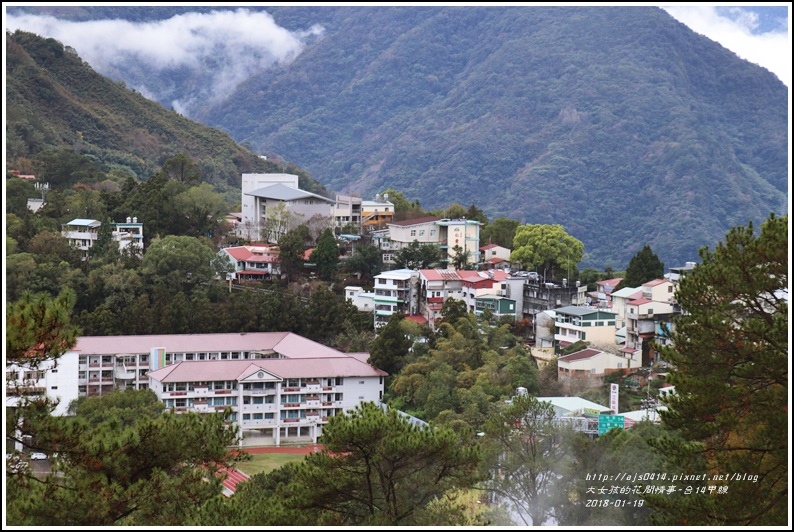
[113,217,144,255]
[241,173,336,242]
[5,332,386,446]
[334,194,363,231]
[373,216,482,268]
[61,217,144,260]
[373,269,420,328]
[61,218,102,260]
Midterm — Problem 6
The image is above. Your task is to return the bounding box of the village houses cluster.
[8,172,692,446]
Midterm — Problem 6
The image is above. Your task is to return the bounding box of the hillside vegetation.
[5,7,788,269]
[4,30,327,197]
[202,6,788,268]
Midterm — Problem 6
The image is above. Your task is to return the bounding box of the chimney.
[127,217,132,223]
[132,217,137,223]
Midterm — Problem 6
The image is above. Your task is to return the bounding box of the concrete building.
[372,269,420,328]
[61,217,144,260]
[5,332,386,446]
[373,216,482,268]
[553,306,619,351]
[240,173,336,242]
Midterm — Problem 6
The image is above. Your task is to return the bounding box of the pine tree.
[616,244,664,290]
[310,228,340,281]
[648,213,788,525]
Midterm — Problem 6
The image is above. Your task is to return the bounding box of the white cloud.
[4,8,324,115]
[662,5,791,87]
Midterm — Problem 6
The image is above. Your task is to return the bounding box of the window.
[253,413,263,420]
[419,230,425,236]
[410,230,416,236]
[242,414,251,420]
[359,380,365,384]
[590,368,597,374]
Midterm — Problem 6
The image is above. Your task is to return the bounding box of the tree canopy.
[6,390,241,526]
[615,244,664,290]
[510,224,584,281]
[310,228,340,281]
[648,213,788,526]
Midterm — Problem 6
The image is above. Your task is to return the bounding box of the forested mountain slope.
[6,6,788,268]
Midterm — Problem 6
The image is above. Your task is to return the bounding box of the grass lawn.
[234,452,308,477]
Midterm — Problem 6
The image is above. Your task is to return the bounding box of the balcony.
[115,368,135,380]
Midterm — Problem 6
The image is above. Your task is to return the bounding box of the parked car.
[30,452,47,460]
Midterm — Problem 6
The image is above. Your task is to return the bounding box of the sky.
[2,4,791,111]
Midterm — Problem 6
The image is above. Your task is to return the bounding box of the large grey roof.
[555,306,616,317]
[246,183,333,203]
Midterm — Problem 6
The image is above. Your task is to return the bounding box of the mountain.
[4,30,328,197]
[5,7,788,269]
[203,6,789,269]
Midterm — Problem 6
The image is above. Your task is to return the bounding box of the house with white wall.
[374,216,482,268]
[373,269,420,328]
[479,243,512,269]
[554,306,618,351]
[5,332,386,446]
[557,347,641,382]
[218,244,281,281]
[61,217,144,260]
[345,286,375,313]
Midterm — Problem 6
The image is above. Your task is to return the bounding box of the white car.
[30,452,47,460]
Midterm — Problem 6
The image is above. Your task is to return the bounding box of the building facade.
[218,244,281,281]
[241,173,336,242]
[373,269,420,328]
[554,306,619,350]
[61,217,144,260]
[5,332,386,446]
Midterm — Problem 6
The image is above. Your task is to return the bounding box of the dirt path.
[234,445,323,455]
